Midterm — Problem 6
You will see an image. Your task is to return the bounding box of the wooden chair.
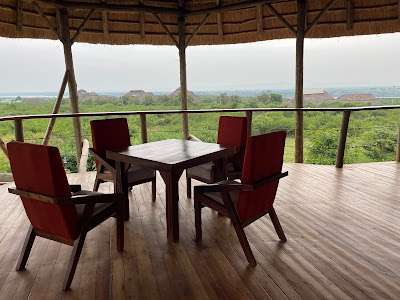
[194,131,288,266]
[186,116,247,198]
[90,118,156,201]
[7,141,124,291]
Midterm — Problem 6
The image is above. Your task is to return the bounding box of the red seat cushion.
[8,142,81,240]
[237,131,286,223]
[90,118,131,167]
[217,116,247,169]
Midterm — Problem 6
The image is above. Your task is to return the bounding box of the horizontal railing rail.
[0,105,399,174]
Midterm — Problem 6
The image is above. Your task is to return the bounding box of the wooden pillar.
[140,113,148,143]
[14,119,24,142]
[59,8,83,166]
[246,110,253,137]
[178,16,190,140]
[295,0,306,163]
[336,111,351,168]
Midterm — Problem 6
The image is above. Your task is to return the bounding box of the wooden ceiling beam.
[16,0,23,31]
[32,1,63,41]
[185,13,210,47]
[257,4,263,38]
[71,9,95,43]
[304,0,337,35]
[153,13,179,47]
[265,3,296,36]
[101,0,109,41]
[347,0,354,30]
[139,0,145,41]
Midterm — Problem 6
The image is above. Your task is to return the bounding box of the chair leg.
[93,176,101,192]
[232,224,256,266]
[16,225,36,271]
[269,206,287,242]
[152,177,156,202]
[62,234,87,290]
[194,199,202,242]
[186,175,192,198]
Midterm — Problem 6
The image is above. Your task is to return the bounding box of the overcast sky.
[1,32,400,93]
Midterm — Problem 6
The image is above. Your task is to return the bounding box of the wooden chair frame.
[90,147,156,201]
[194,171,288,266]
[9,184,124,291]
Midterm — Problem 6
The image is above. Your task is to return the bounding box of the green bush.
[360,128,397,161]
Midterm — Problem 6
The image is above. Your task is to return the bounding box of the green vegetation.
[0,94,399,173]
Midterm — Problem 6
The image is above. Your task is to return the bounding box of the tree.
[218,93,230,105]
[15,96,22,101]
[257,92,270,103]
[142,95,156,106]
[361,128,397,161]
[270,93,283,104]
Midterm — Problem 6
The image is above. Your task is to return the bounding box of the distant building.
[170,87,200,102]
[21,97,45,104]
[77,89,101,100]
[123,90,156,103]
[336,94,380,105]
[284,89,335,107]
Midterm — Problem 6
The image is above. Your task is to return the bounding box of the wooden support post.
[295,0,306,163]
[178,16,190,140]
[16,0,23,31]
[59,8,83,167]
[256,5,264,38]
[78,139,89,173]
[246,111,253,137]
[336,111,351,168]
[14,119,24,142]
[0,137,8,158]
[42,70,70,146]
[347,0,354,30]
[140,113,148,143]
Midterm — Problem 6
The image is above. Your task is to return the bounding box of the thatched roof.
[284,90,335,106]
[124,90,155,103]
[0,1,399,46]
[336,93,380,104]
[77,89,100,100]
[171,87,200,102]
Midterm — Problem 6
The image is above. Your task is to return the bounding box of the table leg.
[160,170,183,242]
[115,161,130,221]
[214,156,228,181]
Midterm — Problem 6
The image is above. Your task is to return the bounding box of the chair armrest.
[89,148,116,174]
[194,171,288,194]
[8,187,123,205]
[69,184,82,193]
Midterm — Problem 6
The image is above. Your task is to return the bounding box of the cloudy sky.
[1,32,400,93]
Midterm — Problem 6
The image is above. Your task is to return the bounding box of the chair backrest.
[8,142,81,240]
[90,118,131,167]
[237,131,286,223]
[217,116,248,169]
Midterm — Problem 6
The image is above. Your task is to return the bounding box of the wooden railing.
[0,105,400,173]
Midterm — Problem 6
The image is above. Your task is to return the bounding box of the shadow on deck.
[0,162,399,299]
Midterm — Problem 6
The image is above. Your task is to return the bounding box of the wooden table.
[107,139,235,242]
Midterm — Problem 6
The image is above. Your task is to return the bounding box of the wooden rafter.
[217,12,223,41]
[153,13,179,47]
[347,0,354,30]
[101,0,109,41]
[185,14,210,48]
[16,0,23,31]
[32,1,63,41]
[71,9,95,43]
[56,10,62,36]
[265,3,296,36]
[256,4,263,38]
[139,0,145,42]
[304,0,337,35]
[399,0,400,24]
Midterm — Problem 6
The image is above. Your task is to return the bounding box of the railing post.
[246,110,252,137]
[397,120,400,162]
[140,113,148,143]
[336,110,351,168]
[14,119,24,142]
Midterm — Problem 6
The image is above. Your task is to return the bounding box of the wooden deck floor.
[0,162,399,299]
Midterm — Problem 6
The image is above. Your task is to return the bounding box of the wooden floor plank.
[0,162,399,299]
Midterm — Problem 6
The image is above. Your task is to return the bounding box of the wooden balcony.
[0,162,399,299]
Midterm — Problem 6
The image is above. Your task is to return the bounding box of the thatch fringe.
[0,0,399,46]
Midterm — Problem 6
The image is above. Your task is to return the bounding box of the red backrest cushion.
[217,116,248,168]
[237,131,286,223]
[90,118,131,167]
[8,142,80,240]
